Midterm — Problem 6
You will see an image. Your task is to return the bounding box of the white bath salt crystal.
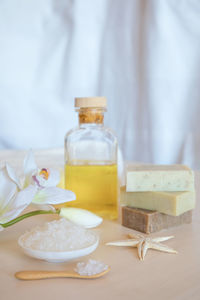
[75,259,108,276]
[20,218,97,252]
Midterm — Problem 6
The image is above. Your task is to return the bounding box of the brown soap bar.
[122,206,192,234]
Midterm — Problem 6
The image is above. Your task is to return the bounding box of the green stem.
[0,209,60,228]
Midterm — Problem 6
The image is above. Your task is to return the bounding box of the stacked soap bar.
[121,187,195,217]
[122,207,193,234]
[126,164,194,192]
[121,164,195,233]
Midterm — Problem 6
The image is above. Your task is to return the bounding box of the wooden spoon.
[15,267,110,280]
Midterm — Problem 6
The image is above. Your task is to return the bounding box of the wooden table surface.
[0,149,200,300]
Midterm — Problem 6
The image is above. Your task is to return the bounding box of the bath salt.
[19,218,97,252]
[75,259,108,276]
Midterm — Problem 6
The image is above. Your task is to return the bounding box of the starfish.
[106,233,177,261]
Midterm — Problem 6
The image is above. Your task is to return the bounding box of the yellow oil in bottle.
[64,163,118,220]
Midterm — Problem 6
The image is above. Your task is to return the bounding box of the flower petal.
[32,187,76,205]
[42,168,60,187]
[12,185,38,209]
[0,166,17,210]
[0,185,37,224]
[23,150,38,176]
[15,185,38,206]
[0,187,17,212]
[5,163,21,189]
[0,204,27,223]
[60,208,103,228]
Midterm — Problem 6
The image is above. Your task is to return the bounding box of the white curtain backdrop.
[0,0,200,168]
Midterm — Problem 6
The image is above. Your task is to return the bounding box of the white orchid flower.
[22,150,76,210]
[0,165,37,231]
[0,152,103,230]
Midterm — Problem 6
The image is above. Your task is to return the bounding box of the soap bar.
[126,164,194,192]
[120,186,195,216]
[122,206,192,234]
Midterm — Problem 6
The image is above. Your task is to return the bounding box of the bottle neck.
[77,108,105,127]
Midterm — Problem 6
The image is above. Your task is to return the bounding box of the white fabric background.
[0,0,200,168]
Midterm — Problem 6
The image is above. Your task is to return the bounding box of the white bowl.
[18,235,99,263]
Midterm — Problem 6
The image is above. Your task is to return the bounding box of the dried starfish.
[106,233,177,261]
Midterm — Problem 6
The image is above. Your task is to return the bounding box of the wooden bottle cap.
[75,97,107,108]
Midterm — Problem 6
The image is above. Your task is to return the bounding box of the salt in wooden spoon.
[15,267,110,280]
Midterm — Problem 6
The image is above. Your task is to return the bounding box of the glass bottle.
[64,97,118,220]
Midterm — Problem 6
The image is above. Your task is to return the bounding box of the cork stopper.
[75,97,107,108]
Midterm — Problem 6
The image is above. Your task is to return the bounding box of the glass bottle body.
[64,108,118,220]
